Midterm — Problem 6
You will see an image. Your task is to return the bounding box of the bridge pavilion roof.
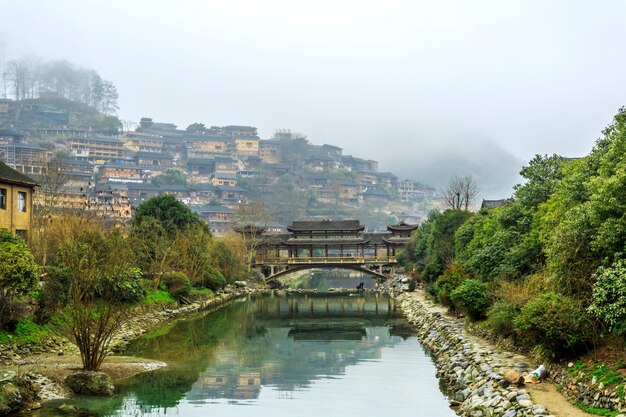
[382,235,412,244]
[386,221,418,233]
[261,231,394,247]
[279,236,371,246]
[287,220,365,232]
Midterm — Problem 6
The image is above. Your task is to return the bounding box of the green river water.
[31,272,456,417]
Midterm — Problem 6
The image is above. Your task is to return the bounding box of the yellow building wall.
[235,138,259,155]
[211,178,237,186]
[193,141,229,153]
[0,182,33,240]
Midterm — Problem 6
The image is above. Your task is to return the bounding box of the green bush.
[514,292,595,356]
[422,259,444,283]
[436,263,469,307]
[588,260,626,338]
[107,268,146,303]
[200,268,226,291]
[427,283,438,299]
[161,272,191,300]
[450,279,491,320]
[408,279,417,292]
[0,238,40,295]
[487,301,520,337]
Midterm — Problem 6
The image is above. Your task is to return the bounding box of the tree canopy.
[132,194,205,236]
[3,56,119,114]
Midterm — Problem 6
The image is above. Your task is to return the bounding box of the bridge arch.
[262,265,389,282]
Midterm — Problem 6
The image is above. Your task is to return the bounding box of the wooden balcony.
[255,256,397,265]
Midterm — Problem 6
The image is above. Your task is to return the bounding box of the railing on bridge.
[256,256,398,265]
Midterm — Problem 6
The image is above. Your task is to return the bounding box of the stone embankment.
[397,293,554,417]
[0,336,71,364]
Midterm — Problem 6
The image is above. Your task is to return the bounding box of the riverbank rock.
[234,281,248,288]
[504,370,524,387]
[65,372,114,396]
[0,373,41,416]
[57,403,97,415]
[0,381,23,415]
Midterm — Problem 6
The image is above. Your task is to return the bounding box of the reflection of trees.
[89,294,410,414]
[120,309,237,410]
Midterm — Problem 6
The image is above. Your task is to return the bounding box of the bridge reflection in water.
[253,292,398,322]
[183,293,414,404]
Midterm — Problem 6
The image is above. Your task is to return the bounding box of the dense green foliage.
[588,260,626,337]
[413,210,473,282]
[109,268,147,303]
[200,269,227,291]
[450,279,491,320]
[130,196,245,287]
[132,194,205,236]
[0,232,40,295]
[514,293,594,356]
[161,272,192,300]
[486,301,519,337]
[0,230,40,331]
[435,263,469,307]
[401,107,626,355]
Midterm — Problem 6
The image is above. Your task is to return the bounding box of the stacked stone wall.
[398,293,553,417]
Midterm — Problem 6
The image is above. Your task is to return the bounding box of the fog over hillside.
[386,139,522,200]
[2,0,625,196]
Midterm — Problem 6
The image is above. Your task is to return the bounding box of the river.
[32,273,456,417]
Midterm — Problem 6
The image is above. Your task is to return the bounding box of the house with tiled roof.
[0,160,37,241]
[480,198,513,210]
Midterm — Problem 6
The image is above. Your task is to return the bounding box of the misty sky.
[2,1,626,197]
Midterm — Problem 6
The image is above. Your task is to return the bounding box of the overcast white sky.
[2,0,625,195]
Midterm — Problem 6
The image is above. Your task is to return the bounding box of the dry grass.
[493,271,554,308]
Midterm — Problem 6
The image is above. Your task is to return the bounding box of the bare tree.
[32,154,73,266]
[121,119,137,132]
[62,286,127,371]
[443,175,478,210]
[54,217,136,371]
[235,201,272,267]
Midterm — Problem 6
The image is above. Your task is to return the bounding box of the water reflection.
[290,269,377,290]
[34,293,455,417]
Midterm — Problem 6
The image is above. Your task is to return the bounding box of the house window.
[0,188,6,210]
[15,229,27,240]
[17,191,27,212]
